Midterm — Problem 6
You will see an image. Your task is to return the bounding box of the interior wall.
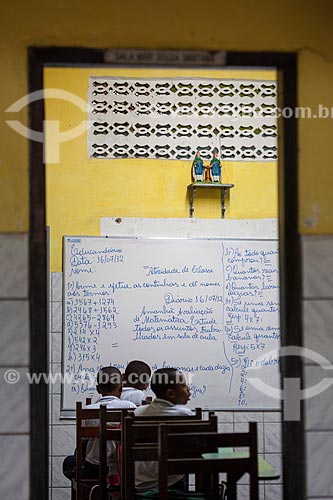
[44,67,277,272]
[1,0,333,234]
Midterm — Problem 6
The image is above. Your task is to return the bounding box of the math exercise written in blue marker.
[62,236,280,411]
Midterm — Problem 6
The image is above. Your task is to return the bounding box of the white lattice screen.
[88,77,277,161]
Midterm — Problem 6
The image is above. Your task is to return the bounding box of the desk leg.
[226,473,239,500]
[221,187,226,219]
[196,472,219,498]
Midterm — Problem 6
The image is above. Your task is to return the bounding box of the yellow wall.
[44,67,277,271]
[1,0,333,236]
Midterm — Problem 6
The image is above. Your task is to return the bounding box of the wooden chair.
[122,414,218,500]
[69,401,94,500]
[99,405,123,500]
[75,402,131,500]
[75,402,101,500]
[158,422,259,500]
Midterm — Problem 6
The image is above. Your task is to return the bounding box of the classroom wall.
[1,0,333,234]
[1,1,333,500]
[0,234,29,500]
[44,67,277,272]
[50,218,282,500]
[302,237,333,498]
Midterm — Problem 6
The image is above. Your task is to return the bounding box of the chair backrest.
[76,402,131,500]
[76,402,101,500]
[122,413,217,500]
[158,422,259,500]
[99,405,123,500]
[126,413,217,443]
[130,406,203,421]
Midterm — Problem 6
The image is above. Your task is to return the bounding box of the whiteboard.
[62,236,280,411]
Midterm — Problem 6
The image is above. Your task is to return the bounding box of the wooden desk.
[187,182,234,218]
[202,448,280,500]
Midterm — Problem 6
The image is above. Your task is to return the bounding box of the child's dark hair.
[96,366,122,394]
[124,360,151,389]
[150,367,181,399]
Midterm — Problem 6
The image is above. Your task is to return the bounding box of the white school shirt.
[84,395,136,465]
[134,398,194,491]
[120,387,146,406]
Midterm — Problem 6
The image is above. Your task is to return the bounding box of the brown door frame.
[28,47,302,500]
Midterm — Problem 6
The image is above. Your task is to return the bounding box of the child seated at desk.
[62,365,136,481]
[134,367,193,493]
[121,359,151,406]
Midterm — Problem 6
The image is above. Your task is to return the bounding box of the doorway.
[28,47,302,500]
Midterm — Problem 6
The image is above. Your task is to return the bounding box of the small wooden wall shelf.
[187,182,234,218]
